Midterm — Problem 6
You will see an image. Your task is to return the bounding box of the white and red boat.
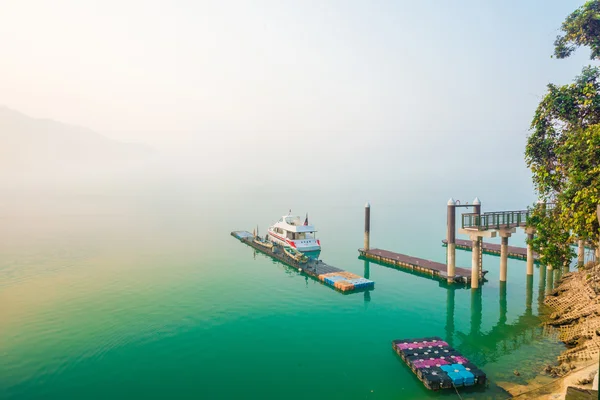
[267,212,321,252]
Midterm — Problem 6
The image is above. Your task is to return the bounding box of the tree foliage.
[554,0,600,60]
[527,205,574,268]
[526,66,600,196]
[526,2,600,269]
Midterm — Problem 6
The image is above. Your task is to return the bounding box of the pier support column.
[499,229,515,282]
[364,202,370,251]
[578,239,585,268]
[525,228,535,276]
[500,236,509,282]
[459,229,496,289]
[447,198,456,283]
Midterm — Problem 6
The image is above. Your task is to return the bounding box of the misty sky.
[1,0,596,190]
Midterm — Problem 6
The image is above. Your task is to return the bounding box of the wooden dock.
[232,231,374,293]
[358,248,486,285]
[442,239,539,261]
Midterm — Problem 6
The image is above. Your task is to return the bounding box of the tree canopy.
[526,1,600,268]
[554,0,600,60]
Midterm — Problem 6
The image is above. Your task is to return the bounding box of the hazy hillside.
[0,107,153,179]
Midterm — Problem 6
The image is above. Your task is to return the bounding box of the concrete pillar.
[498,231,513,282]
[447,198,456,283]
[500,236,508,282]
[526,230,535,276]
[578,239,585,268]
[471,236,480,289]
[364,202,370,251]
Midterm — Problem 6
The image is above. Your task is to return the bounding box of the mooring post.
[447,198,456,283]
[473,197,481,218]
[470,235,480,289]
[473,197,482,273]
[364,202,370,251]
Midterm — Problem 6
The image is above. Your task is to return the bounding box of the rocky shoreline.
[505,262,600,399]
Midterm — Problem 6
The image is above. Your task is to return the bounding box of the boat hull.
[267,233,320,252]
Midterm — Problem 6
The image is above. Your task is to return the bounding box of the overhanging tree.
[526,1,600,269]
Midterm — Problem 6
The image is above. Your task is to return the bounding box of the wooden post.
[471,235,480,289]
[364,202,370,251]
[447,198,456,283]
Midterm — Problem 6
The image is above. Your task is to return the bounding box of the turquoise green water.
[0,180,564,399]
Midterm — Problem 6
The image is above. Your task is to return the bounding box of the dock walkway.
[232,231,374,293]
[358,248,485,285]
[442,239,539,261]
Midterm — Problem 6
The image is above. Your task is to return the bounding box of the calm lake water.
[0,177,565,399]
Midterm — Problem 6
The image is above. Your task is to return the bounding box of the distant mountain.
[0,107,154,178]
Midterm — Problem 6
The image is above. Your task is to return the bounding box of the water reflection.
[445,286,455,347]
[470,288,483,337]
[363,260,371,305]
[526,275,533,317]
[358,253,548,367]
[538,264,547,305]
[454,274,541,366]
[546,266,554,295]
[499,282,507,326]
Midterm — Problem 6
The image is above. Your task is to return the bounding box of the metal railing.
[462,210,531,230]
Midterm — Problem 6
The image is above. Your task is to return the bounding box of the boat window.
[287,231,294,239]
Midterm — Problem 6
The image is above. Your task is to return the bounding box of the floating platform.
[232,231,374,293]
[392,337,487,391]
[442,239,540,262]
[358,248,486,285]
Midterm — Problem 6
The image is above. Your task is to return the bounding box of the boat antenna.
[257,224,259,237]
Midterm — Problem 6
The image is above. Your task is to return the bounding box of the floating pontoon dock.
[442,239,540,262]
[358,248,486,285]
[231,231,374,294]
[392,337,487,391]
